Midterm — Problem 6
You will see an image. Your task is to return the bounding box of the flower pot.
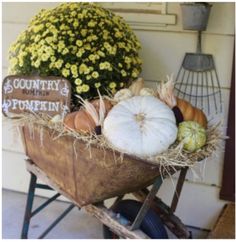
[181,3,212,31]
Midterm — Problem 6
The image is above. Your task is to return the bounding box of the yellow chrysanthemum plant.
[8,3,142,108]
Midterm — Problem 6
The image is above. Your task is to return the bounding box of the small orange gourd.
[176,98,207,128]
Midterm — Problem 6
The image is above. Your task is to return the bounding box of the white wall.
[2,2,235,230]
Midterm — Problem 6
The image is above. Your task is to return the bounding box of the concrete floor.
[2,189,103,239]
[2,189,209,239]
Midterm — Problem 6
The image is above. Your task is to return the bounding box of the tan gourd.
[129,77,144,95]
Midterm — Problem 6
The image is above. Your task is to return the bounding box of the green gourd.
[178,121,206,152]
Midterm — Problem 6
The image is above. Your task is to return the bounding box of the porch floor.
[2,189,209,239]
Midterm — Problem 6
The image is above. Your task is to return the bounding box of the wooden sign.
[2,75,71,117]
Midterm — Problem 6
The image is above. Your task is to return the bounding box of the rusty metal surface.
[23,125,76,199]
[23,124,161,206]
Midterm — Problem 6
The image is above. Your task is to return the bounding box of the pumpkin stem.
[135,113,145,122]
[95,125,102,135]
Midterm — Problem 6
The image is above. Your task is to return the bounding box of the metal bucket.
[181,3,212,31]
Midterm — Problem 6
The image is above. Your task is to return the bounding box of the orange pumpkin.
[64,110,96,134]
[176,98,207,128]
[74,109,96,133]
[63,112,78,130]
[90,99,113,115]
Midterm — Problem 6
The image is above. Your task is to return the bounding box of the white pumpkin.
[103,96,177,158]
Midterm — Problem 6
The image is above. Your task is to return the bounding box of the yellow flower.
[76,40,83,47]
[65,63,71,68]
[110,47,117,55]
[82,84,90,92]
[104,61,111,69]
[89,54,96,62]
[88,21,96,27]
[94,54,100,60]
[55,59,63,69]
[62,48,69,55]
[81,29,87,37]
[84,44,91,50]
[115,31,122,38]
[109,82,116,89]
[104,42,110,49]
[98,51,105,57]
[34,59,40,68]
[76,86,83,94]
[33,24,44,33]
[92,35,98,41]
[99,61,111,70]
[58,41,65,51]
[95,82,101,88]
[99,63,105,70]
[71,67,78,75]
[121,70,127,77]
[35,35,41,42]
[86,75,91,80]
[9,57,18,66]
[71,11,77,17]
[125,57,131,64]
[76,49,85,58]
[41,53,49,61]
[70,64,77,72]
[92,71,99,79]
[75,78,82,85]
[77,13,83,19]
[131,70,138,78]
[118,42,125,48]
[79,63,90,74]
[62,68,70,77]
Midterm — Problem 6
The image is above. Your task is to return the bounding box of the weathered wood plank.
[85,205,149,239]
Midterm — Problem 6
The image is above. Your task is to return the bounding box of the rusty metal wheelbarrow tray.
[21,124,168,207]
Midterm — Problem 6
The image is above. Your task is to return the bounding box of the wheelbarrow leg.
[170,167,188,212]
[21,173,37,239]
[130,177,163,230]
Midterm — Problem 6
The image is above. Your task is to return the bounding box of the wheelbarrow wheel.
[103,199,168,239]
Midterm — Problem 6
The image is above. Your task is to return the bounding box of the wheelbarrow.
[19,123,191,239]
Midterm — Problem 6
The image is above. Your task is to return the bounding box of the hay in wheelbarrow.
[17,113,224,207]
